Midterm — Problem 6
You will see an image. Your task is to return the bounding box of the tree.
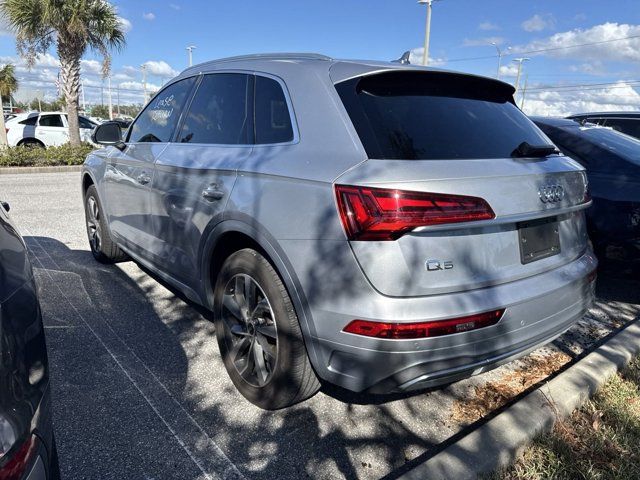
[0,64,18,146]
[0,0,125,145]
[90,104,109,119]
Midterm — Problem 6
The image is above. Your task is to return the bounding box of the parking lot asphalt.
[1,171,639,480]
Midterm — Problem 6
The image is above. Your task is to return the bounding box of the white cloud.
[34,53,60,68]
[513,23,640,62]
[117,17,132,33]
[462,36,504,47]
[122,65,140,76]
[522,82,640,116]
[81,59,102,75]
[479,22,499,31]
[408,48,446,66]
[568,61,606,76]
[574,13,587,22]
[522,14,556,32]
[498,64,520,77]
[143,12,155,21]
[169,3,181,10]
[112,72,135,82]
[142,60,179,77]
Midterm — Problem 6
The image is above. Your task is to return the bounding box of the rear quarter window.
[19,116,38,126]
[335,70,550,160]
[254,76,294,144]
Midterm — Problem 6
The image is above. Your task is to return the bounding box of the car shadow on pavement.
[26,234,640,480]
[25,236,448,480]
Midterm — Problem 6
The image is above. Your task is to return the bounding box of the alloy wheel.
[221,274,278,387]
[86,196,102,253]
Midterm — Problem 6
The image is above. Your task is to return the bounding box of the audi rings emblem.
[538,184,565,203]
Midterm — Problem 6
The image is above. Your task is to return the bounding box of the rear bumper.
[284,239,597,393]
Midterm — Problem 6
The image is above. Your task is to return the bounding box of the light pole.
[512,57,530,96]
[418,0,440,66]
[141,64,147,103]
[81,80,86,112]
[491,42,511,79]
[107,75,113,120]
[186,45,196,67]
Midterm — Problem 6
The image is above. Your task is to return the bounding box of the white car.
[5,112,98,147]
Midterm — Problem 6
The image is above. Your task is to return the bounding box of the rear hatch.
[333,69,590,297]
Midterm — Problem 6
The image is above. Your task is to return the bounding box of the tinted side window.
[129,77,195,143]
[19,116,38,126]
[179,74,250,144]
[78,116,97,129]
[39,115,63,127]
[255,76,293,144]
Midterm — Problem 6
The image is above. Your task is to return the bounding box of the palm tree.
[0,64,17,146]
[0,64,18,106]
[0,0,126,145]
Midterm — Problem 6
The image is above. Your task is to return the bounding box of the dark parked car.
[0,202,59,478]
[533,117,640,258]
[567,112,640,140]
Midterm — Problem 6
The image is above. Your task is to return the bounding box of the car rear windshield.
[557,125,640,167]
[335,70,550,160]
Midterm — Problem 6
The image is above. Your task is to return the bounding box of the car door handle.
[136,173,151,185]
[202,184,225,201]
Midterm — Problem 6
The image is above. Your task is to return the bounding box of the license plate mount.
[518,217,561,264]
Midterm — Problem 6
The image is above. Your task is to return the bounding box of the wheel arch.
[200,217,322,370]
[17,137,45,148]
[81,170,96,197]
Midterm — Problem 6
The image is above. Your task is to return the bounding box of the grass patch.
[0,143,95,167]
[492,357,640,479]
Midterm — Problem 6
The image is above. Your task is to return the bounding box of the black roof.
[567,111,640,119]
[530,116,579,128]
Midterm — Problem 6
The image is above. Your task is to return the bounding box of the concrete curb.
[397,318,640,480]
[0,165,82,175]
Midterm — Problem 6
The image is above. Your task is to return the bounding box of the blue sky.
[1,0,639,115]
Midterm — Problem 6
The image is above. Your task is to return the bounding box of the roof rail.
[181,53,332,74]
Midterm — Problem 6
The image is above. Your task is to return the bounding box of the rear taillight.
[334,185,494,241]
[0,435,37,480]
[343,310,504,339]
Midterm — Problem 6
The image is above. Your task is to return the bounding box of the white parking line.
[26,233,246,480]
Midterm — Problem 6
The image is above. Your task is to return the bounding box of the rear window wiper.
[511,142,559,158]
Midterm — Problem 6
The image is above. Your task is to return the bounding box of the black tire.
[84,185,128,263]
[18,138,45,148]
[214,248,320,409]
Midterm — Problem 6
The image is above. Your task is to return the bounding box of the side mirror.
[91,121,125,150]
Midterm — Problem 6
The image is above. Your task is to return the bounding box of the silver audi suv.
[82,53,596,409]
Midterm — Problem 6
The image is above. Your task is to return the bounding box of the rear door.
[36,114,67,146]
[149,73,252,284]
[103,76,196,259]
[333,70,590,297]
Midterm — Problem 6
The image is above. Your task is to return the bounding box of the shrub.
[0,143,96,167]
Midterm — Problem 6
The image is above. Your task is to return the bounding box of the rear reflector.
[335,184,495,241]
[343,310,505,339]
[0,435,37,480]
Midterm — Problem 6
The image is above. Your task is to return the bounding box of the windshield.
[335,70,550,160]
